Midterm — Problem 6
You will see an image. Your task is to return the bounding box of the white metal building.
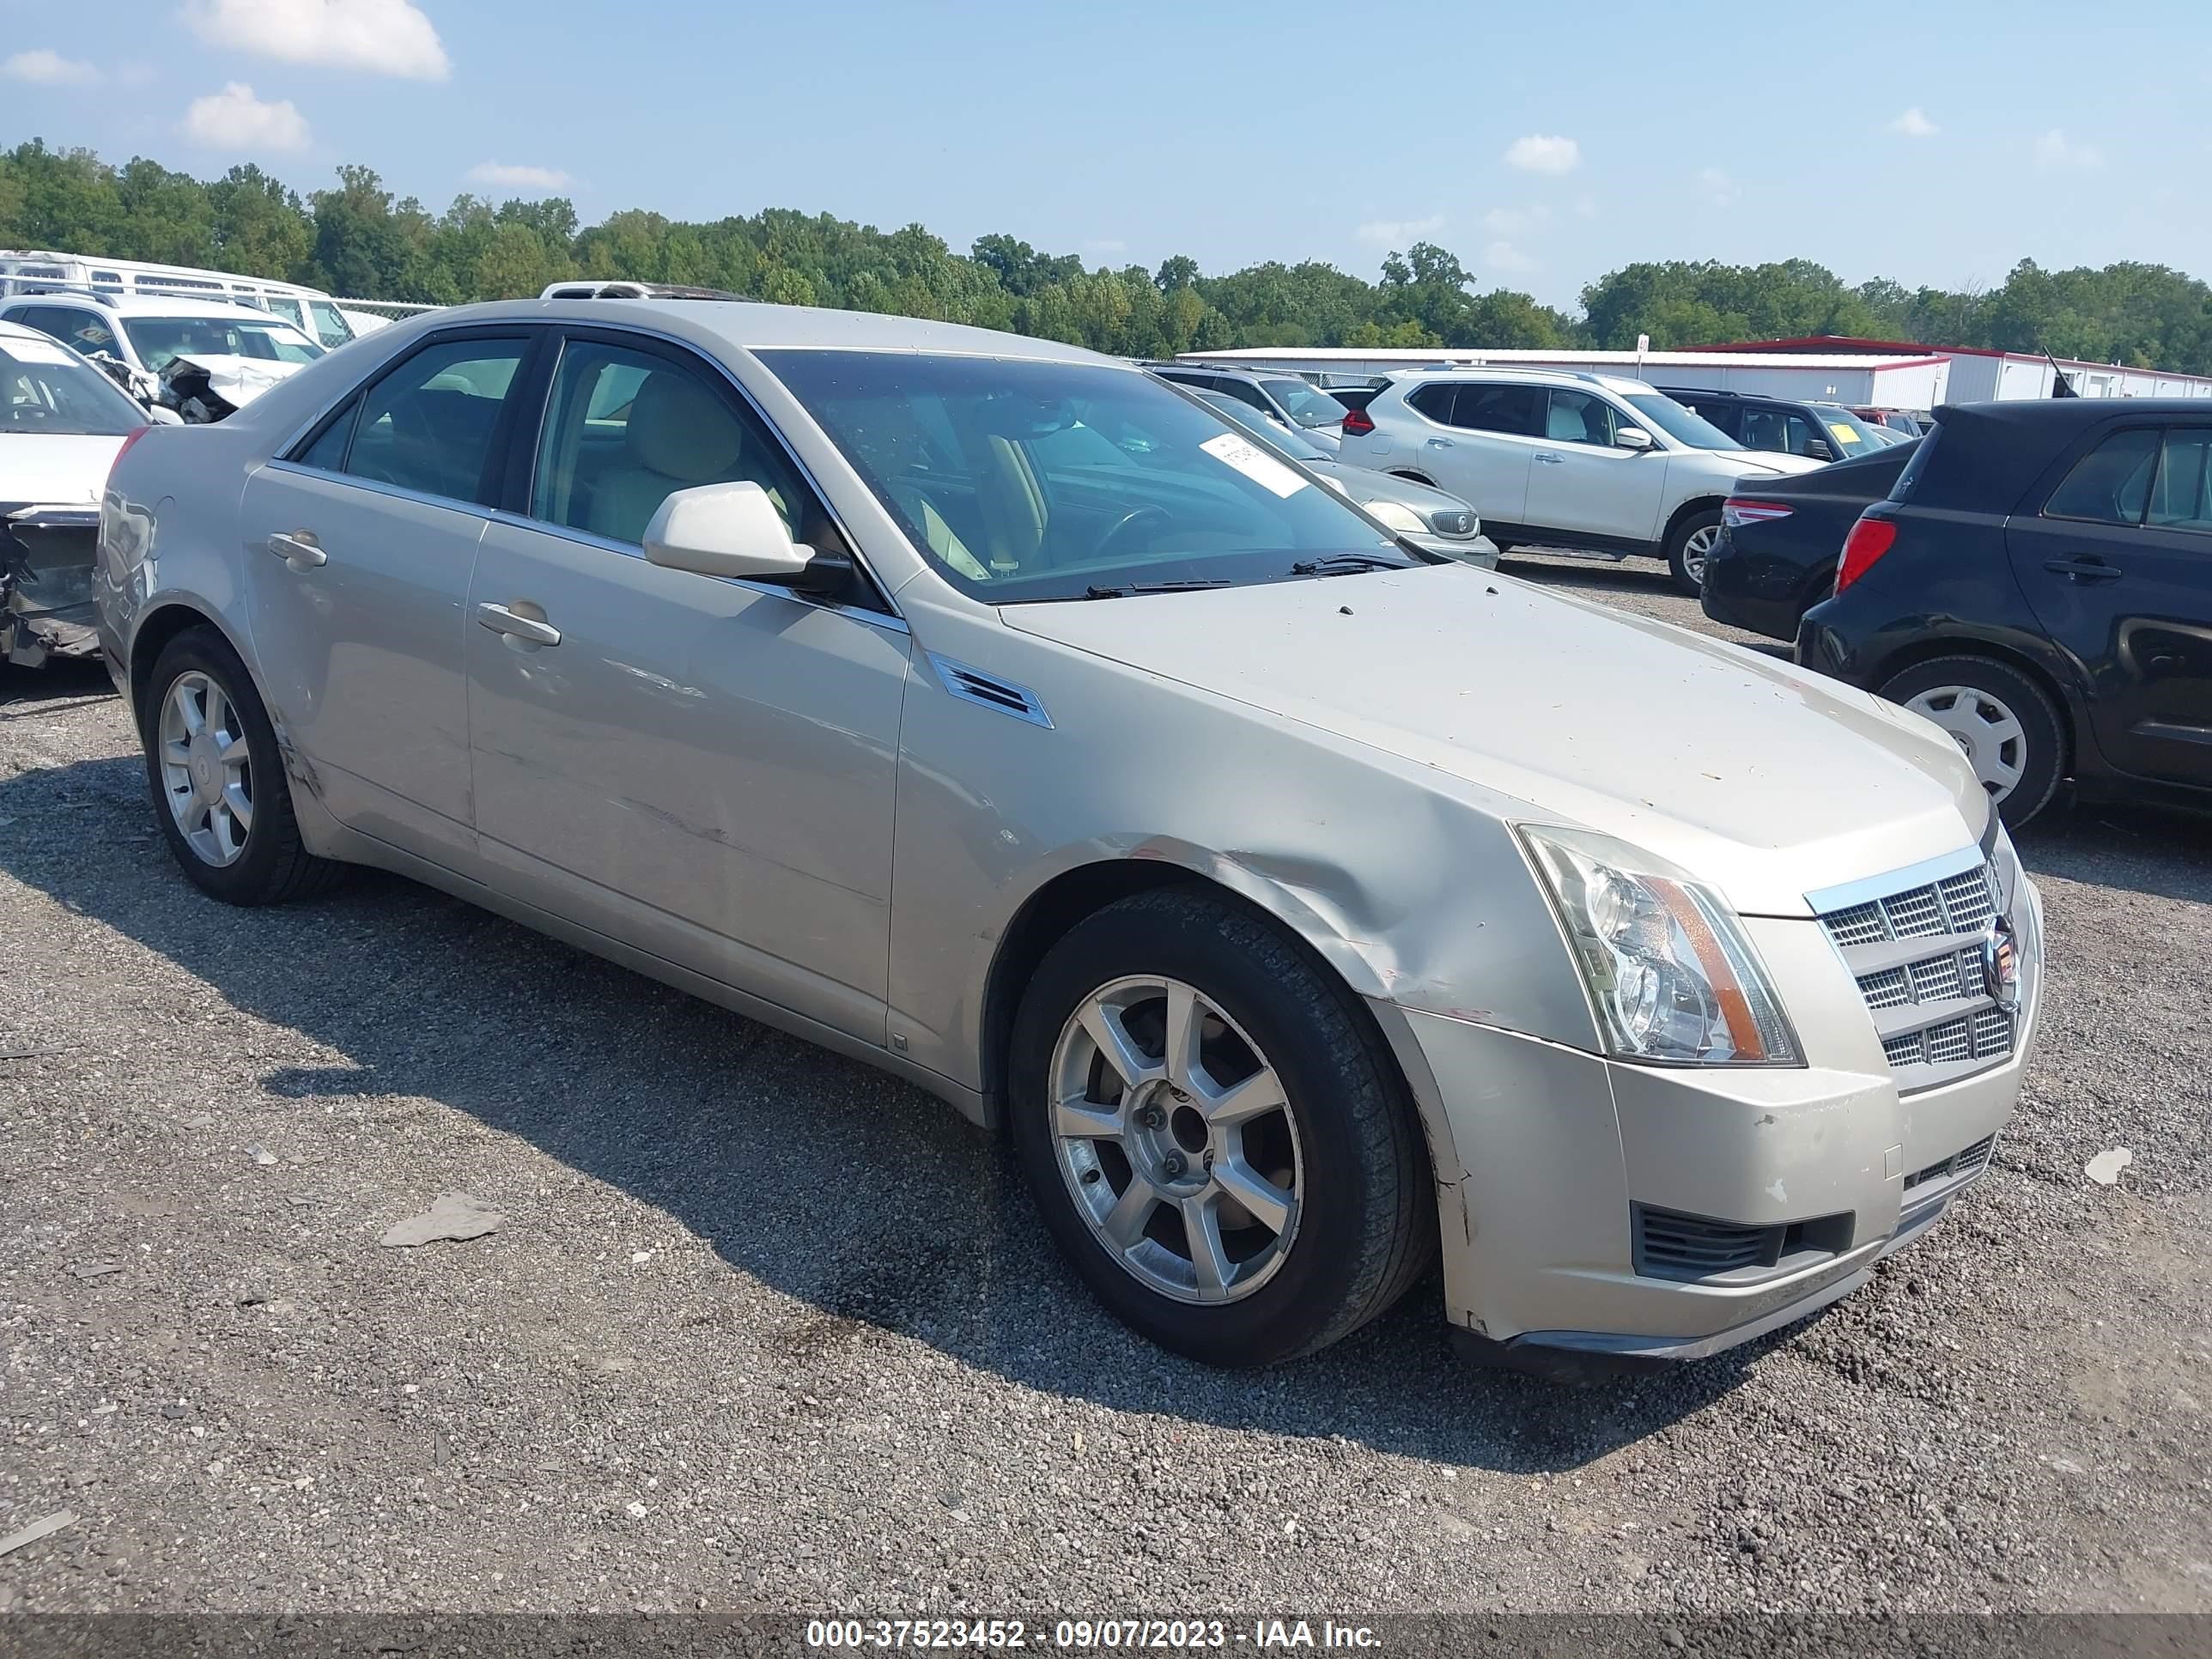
[1176,345,1954,410]
[1681,337,2212,403]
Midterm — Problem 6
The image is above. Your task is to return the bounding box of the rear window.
[1888,422,1944,502]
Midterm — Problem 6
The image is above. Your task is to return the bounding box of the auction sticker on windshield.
[1198,431,1307,498]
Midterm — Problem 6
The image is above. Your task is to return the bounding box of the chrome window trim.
[1802,844,1985,919]
[262,458,494,519]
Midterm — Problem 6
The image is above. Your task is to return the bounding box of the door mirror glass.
[1614,426,1656,452]
[644,480,817,580]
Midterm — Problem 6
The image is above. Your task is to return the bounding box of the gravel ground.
[2,559,2208,1619]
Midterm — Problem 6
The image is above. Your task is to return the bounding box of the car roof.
[1911,398,2212,512]
[1399,366,1656,395]
[406,296,1121,366]
[1150,362,1291,386]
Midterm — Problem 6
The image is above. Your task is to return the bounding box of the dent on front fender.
[883,617,1602,1101]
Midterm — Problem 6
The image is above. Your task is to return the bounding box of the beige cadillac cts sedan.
[94,295,2042,1376]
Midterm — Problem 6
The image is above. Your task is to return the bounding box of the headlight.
[1364,500,1426,536]
[1520,825,1802,1066]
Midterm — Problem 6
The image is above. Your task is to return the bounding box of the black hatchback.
[1797,399,2212,825]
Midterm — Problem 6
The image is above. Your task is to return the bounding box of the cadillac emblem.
[1981,920,2021,1007]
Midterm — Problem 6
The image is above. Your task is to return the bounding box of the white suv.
[1342,368,1824,592]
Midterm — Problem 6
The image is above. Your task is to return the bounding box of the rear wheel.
[1665,507,1723,595]
[142,627,343,904]
[1009,888,1433,1366]
[1879,654,2065,827]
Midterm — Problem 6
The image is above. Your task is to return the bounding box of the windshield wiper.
[1289,553,1410,576]
[1082,580,1234,599]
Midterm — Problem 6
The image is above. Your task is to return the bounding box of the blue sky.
[5,0,2208,310]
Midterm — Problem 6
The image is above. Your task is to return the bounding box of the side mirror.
[643,480,846,592]
[1613,427,1656,452]
[1803,440,1833,461]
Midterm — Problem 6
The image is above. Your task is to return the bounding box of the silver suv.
[94,298,2039,1376]
[1345,367,1823,592]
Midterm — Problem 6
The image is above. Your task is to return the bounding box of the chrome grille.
[1817,857,2017,1092]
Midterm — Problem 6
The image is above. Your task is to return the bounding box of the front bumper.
[1412,532,1499,569]
[1383,872,2043,1377]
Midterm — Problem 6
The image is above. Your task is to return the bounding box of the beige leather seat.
[587,370,754,545]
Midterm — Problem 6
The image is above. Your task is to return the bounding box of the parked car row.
[76,290,2039,1380]
[0,289,327,421]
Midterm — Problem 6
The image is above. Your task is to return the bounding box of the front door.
[464,330,910,1041]
[236,331,537,859]
[2007,422,2212,789]
[1522,387,1669,543]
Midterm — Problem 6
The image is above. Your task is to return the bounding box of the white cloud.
[467,161,572,191]
[2035,128,2103,172]
[1082,237,1127,255]
[1504,134,1580,175]
[1355,212,1444,246]
[183,0,451,81]
[1480,205,1552,236]
[4,48,101,85]
[1888,106,1939,138]
[182,82,312,152]
[1699,167,1741,208]
[1485,240,1539,276]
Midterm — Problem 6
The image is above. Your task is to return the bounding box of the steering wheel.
[1095,504,1171,562]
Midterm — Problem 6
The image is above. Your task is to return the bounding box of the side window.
[308,301,353,347]
[1780,411,1828,458]
[2045,428,2159,526]
[1222,380,1273,415]
[1451,383,1544,436]
[293,396,360,472]
[2147,428,2212,533]
[56,309,118,356]
[265,297,305,329]
[1740,406,1790,453]
[345,337,528,506]
[531,337,822,549]
[1543,388,1620,447]
[10,307,71,345]
[1406,383,1457,423]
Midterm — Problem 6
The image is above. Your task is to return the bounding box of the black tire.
[140,626,344,905]
[1878,655,2066,828]
[1665,507,1722,595]
[1009,886,1434,1366]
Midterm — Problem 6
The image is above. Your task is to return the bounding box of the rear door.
[2006,422,2212,789]
[237,328,539,861]
[1407,380,1538,526]
[1522,387,1671,543]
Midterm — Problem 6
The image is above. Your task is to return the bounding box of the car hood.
[1000,565,1985,916]
[167,355,306,406]
[0,434,129,505]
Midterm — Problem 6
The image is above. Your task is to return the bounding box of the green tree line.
[6,141,2210,372]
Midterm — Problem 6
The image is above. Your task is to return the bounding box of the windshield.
[1195,390,1332,460]
[1261,377,1348,429]
[1626,392,1740,451]
[0,337,147,435]
[761,349,1406,603]
[124,316,325,372]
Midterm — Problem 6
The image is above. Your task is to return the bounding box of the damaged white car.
[0,292,324,424]
[1,319,154,667]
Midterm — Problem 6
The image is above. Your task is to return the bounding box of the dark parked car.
[1700,440,1918,641]
[1798,399,2212,825]
[1662,386,1888,463]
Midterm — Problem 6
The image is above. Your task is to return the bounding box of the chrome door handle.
[476,602,562,647]
[266,531,326,568]
[1425,437,1455,448]
[1534,452,1565,465]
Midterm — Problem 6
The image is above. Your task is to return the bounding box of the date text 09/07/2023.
[803,1619,1384,1650]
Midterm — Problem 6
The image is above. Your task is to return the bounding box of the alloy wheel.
[1048,975,1303,1304]
[1905,684,2027,801]
[157,671,254,866]
[1680,522,1721,585]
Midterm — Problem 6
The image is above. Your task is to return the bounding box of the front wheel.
[1009,888,1434,1366]
[1879,655,2065,827]
[1665,507,1723,595]
[141,626,343,904]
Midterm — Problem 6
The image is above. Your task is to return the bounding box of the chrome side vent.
[926,653,1052,728]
